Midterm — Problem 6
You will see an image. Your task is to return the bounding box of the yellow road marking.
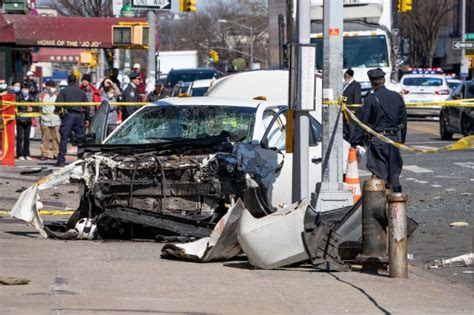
[0,210,74,216]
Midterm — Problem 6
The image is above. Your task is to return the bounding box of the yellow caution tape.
[336,99,474,154]
[2,101,147,107]
[0,210,75,216]
[325,98,474,108]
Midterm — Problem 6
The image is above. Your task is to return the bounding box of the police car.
[401,69,451,117]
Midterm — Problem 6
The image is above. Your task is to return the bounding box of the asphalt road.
[0,120,472,290]
[395,119,473,288]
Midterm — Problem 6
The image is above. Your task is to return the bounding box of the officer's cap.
[367,68,386,80]
[129,72,140,80]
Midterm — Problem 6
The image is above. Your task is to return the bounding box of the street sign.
[465,33,474,40]
[131,0,171,10]
[453,41,474,50]
[112,0,123,16]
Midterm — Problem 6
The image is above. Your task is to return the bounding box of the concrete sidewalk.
[0,217,472,315]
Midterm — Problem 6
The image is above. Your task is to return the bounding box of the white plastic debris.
[428,253,474,269]
[161,199,246,262]
[237,200,309,270]
[449,221,470,227]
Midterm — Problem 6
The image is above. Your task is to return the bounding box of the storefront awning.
[0,14,158,49]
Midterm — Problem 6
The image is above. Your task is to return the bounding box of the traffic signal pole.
[317,0,353,212]
[147,10,157,92]
[291,0,312,203]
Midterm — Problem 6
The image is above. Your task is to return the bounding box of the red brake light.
[435,89,450,95]
[402,89,410,95]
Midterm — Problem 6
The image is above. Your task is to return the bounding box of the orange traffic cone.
[345,147,361,203]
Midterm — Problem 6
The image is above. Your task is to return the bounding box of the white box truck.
[157,50,198,79]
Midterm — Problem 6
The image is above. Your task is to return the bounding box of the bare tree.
[47,0,112,17]
[159,1,268,71]
[400,0,456,67]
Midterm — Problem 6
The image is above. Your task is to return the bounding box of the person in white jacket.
[38,80,61,160]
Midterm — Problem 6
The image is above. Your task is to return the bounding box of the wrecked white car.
[12,97,324,240]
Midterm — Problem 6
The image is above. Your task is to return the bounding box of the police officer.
[55,74,90,167]
[120,72,141,121]
[350,68,407,192]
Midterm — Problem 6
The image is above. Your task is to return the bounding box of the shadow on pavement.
[5,231,40,238]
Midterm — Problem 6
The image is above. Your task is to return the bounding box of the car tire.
[439,111,453,140]
[461,114,473,137]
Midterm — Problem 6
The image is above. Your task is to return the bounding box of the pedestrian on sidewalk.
[342,68,361,141]
[24,71,39,100]
[37,80,61,160]
[350,68,407,193]
[0,78,8,95]
[101,85,119,136]
[80,74,101,121]
[55,74,90,167]
[146,81,165,102]
[15,82,36,160]
[132,63,147,100]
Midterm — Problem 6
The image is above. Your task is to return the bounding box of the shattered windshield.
[106,105,256,144]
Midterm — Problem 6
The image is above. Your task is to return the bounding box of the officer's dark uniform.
[120,72,140,121]
[55,81,90,166]
[350,68,407,192]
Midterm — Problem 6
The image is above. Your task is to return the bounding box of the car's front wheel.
[440,111,453,140]
[461,114,473,137]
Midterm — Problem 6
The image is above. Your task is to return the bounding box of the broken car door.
[262,109,322,208]
[87,101,110,144]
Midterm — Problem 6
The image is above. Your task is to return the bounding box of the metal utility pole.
[317,0,353,212]
[460,0,468,79]
[147,10,157,91]
[290,0,315,203]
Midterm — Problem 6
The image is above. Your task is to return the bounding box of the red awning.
[0,14,158,49]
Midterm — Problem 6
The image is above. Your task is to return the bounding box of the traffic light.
[112,26,132,46]
[80,51,97,68]
[180,0,197,12]
[209,50,219,62]
[112,24,149,47]
[398,0,412,13]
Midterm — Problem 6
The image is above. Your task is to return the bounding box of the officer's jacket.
[120,83,140,118]
[56,84,90,121]
[351,85,407,146]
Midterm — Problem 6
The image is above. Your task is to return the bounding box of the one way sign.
[453,41,474,50]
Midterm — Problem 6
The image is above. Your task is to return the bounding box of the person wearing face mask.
[0,79,8,95]
[101,86,119,135]
[37,80,61,160]
[10,80,21,94]
[15,82,36,160]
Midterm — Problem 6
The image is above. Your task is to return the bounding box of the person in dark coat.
[24,71,40,100]
[55,74,90,167]
[120,72,142,121]
[146,81,165,102]
[342,68,362,141]
[350,68,407,193]
[15,82,36,160]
